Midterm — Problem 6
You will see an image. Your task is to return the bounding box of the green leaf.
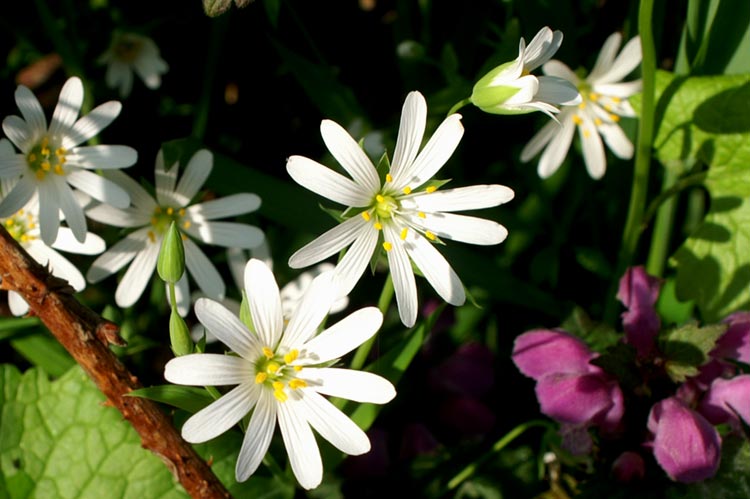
[127,385,214,414]
[0,317,40,341]
[659,322,727,382]
[10,331,75,378]
[0,365,188,498]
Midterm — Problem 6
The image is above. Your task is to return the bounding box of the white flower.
[0,177,105,316]
[85,149,264,314]
[520,32,642,179]
[287,91,515,327]
[0,77,137,245]
[98,32,169,98]
[471,27,581,118]
[165,259,396,489]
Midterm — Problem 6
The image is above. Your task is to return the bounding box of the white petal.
[64,101,122,148]
[384,224,418,327]
[403,184,515,213]
[173,272,191,317]
[541,60,579,84]
[501,75,539,106]
[524,28,563,71]
[599,123,634,159]
[195,297,261,359]
[14,85,47,139]
[411,212,508,245]
[115,239,159,308]
[392,114,463,191]
[287,155,372,207]
[66,145,137,170]
[66,169,130,208]
[589,32,622,81]
[281,271,337,348]
[236,389,276,482]
[8,290,30,317]
[0,176,36,218]
[594,80,643,98]
[0,151,27,180]
[227,247,251,290]
[579,117,607,179]
[2,116,34,153]
[86,228,148,283]
[288,216,365,268]
[331,222,379,298]
[597,36,642,85]
[520,119,559,163]
[181,383,259,443]
[173,149,212,206]
[277,399,322,490]
[406,233,465,305]
[184,237,225,300]
[38,181,61,246]
[164,354,254,385]
[389,91,427,182]
[154,151,178,205]
[297,389,370,455]
[320,120,379,193]
[101,169,157,211]
[535,76,581,106]
[244,259,284,348]
[299,368,396,404]
[29,243,85,291]
[85,203,150,228]
[538,114,576,178]
[187,193,261,221]
[55,180,87,243]
[52,228,105,255]
[297,307,383,365]
[49,77,83,139]
[184,221,264,249]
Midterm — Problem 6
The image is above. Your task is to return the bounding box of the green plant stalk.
[349,275,395,371]
[447,97,472,116]
[645,168,678,277]
[445,419,554,491]
[192,15,228,141]
[604,0,657,323]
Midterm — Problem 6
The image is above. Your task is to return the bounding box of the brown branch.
[0,226,231,499]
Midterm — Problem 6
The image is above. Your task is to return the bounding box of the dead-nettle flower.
[0,77,137,245]
[85,149,264,314]
[98,32,169,98]
[470,26,581,118]
[0,177,105,316]
[521,32,642,179]
[287,90,514,327]
[165,259,396,489]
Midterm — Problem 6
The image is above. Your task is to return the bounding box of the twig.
[0,226,231,499]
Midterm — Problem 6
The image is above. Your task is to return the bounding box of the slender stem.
[349,275,395,371]
[604,0,657,323]
[448,98,472,116]
[446,420,554,491]
[645,168,678,277]
[192,15,228,141]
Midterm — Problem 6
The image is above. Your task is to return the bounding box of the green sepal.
[127,385,214,414]
[417,177,452,192]
[375,151,391,185]
[169,310,193,357]
[239,290,256,333]
[157,222,185,284]
[319,203,348,223]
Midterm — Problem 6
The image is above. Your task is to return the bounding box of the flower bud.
[169,309,193,357]
[157,221,185,284]
[612,451,645,483]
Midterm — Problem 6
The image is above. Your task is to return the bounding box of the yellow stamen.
[425,186,437,193]
[284,349,299,364]
[40,147,50,156]
[294,365,303,372]
[262,347,274,359]
[425,231,436,241]
[274,390,288,402]
[181,233,188,241]
[266,362,280,374]
[20,234,29,242]
[400,227,408,240]
[383,241,393,251]
[155,206,162,214]
[578,102,587,110]
[418,212,426,219]
[55,147,66,157]
[54,165,64,175]
[35,170,45,180]
[385,173,393,182]
[255,372,267,384]
[402,186,412,195]
[374,222,383,230]
[148,231,156,243]
[603,104,613,112]
[28,153,37,162]
[272,381,285,391]
[289,379,307,390]
[361,211,371,222]
[589,92,600,101]
[40,161,51,171]
[572,115,583,125]
[150,217,158,225]
[376,194,385,203]
[609,113,621,122]
[178,208,186,216]
[4,220,12,227]
[611,96,622,103]
[183,220,192,229]
[41,137,49,148]
[166,207,174,215]
[583,129,591,138]
[594,118,603,126]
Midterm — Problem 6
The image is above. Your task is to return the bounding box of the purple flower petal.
[512,329,595,380]
[713,313,750,364]
[617,266,661,358]
[699,375,750,427]
[535,372,615,425]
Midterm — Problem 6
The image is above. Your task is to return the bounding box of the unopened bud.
[169,310,193,357]
[157,221,185,283]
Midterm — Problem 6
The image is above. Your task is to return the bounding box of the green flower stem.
[604,0,657,323]
[192,14,229,141]
[645,168,678,277]
[349,274,395,371]
[447,98,472,116]
[445,419,554,491]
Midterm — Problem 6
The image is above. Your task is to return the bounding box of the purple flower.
[714,312,750,364]
[699,375,750,429]
[512,329,624,434]
[611,451,646,483]
[648,397,721,483]
[617,266,661,358]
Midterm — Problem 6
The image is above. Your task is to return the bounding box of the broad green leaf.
[10,331,75,378]
[0,317,39,341]
[0,365,187,498]
[673,167,750,320]
[659,322,727,382]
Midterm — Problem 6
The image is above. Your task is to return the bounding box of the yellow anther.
[400,227,408,240]
[20,234,29,242]
[41,137,49,148]
[54,165,64,175]
[181,233,188,241]
[35,170,45,180]
[294,365,303,372]
[183,220,192,229]
[609,113,621,123]
[418,212,426,219]
[383,241,393,251]
[589,92,600,101]
[28,222,35,229]
[155,206,162,214]
[178,208,186,216]
[594,118,603,126]
[583,129,592,138]
[425,231,437,241]
[274,390,288,402]
[150,217,158,225]
[572,115,583,125]
[402,186,412,195]
[284,349,299,364]
[148,231,156,243]
[376,194,385,203]
[40,147,50,156]
[611,96,622,103]
[58,156,66,165]
[28,153,37,162]
[262,347,274,359]
[255,372,268,384]
[385,173,393,182]
[425,186,437,193]
[5,220,12,227]
[40,161,51,171]
[272,381,285,391]
[55,147,66,157]
[374,222,383,230]
[266,362,280,374]
[578,102,587,110]
[167,207,174,215]
[361,211,371,222]
[289,379,307,390]
[604,104,613,111]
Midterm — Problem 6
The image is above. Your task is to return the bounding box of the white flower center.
[3,209,37,243]
[254,347,305,402]
[148,206,190,243]
[27,136,67,180]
